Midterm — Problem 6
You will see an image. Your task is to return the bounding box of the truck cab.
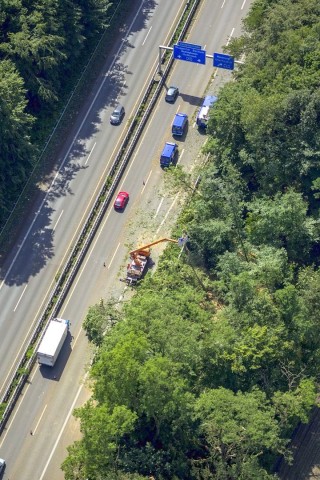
[172,113,188,136]
[160,142,178,168]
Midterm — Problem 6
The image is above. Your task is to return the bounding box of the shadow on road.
[179,93,203,107]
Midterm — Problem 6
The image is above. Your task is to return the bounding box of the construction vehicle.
[125,238,180,285]
[37,317,70,366]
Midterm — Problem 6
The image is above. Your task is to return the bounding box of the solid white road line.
[221,0,226,8]
[72,326,83,349]
[154,198,164,218]
[141,170,153,194]
[13,284,28,312]
[156,194,179,234]
[241,0,247,9]
[53,210,64,232]
[33,404,47,435]
[85,142,96,165]
[177,149,185,165]
[61,202,115,312]
[108,242,121,269]
[142,26,152,45]
[226,27,235,46]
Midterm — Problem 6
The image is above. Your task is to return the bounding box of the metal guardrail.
[0,0,201,434]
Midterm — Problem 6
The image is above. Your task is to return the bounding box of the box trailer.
[196,95,218,128]
[37,317,70,367]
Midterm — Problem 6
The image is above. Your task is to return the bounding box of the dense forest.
[0,0,122,225]
[62,0,320,478]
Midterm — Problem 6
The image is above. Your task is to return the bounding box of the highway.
[0,0,253,478]
[0,0,185,398]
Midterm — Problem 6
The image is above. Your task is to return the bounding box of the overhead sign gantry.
[158,41,242,74]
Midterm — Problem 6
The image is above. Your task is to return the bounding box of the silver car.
[165,86,179,103]
[110,104,125,125]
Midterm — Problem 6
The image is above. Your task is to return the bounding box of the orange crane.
[125,238,179,285]
[129,238,178,258]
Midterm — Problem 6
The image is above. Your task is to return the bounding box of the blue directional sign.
[174,42,206,65]
[213,52,234,70]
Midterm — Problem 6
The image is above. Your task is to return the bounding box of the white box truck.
[37,317,70,366]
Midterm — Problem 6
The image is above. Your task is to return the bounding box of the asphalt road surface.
[0,0,253,478]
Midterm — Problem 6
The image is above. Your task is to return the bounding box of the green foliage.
[192,387,285,479]
[273,379,317,431]
[245,190,319,262]
[0,59,34,223]
[62,403,137,479]
[92,331,150,409]
[83,299,121,346]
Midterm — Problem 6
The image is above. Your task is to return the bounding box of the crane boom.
[129,238,178,258]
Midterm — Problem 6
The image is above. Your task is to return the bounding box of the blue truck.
[172,113,188,136]
[160,142,178,168]
[196,95,218,128]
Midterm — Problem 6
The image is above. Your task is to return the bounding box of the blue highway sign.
[213,52,234,70]
[174,42,206,65]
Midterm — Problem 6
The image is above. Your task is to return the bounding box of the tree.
[62,404,137,480]
[217,245,291,292]
[83,299,122,346]
[245,190,318,262]
[138,356,195,447]
[273,378,317,433]
[0,59,34,223]
[91,331,149,409]
[193,387,286,479]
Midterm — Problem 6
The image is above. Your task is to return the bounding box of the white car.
[0,458,5,474]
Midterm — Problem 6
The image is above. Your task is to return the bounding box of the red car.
[114,191,129,210]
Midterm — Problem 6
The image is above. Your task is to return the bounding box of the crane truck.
[37,317,70,366]
[125,238,179,285]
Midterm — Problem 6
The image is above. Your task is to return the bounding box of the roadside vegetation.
[61,0,320,478]
[0,0,133,227]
